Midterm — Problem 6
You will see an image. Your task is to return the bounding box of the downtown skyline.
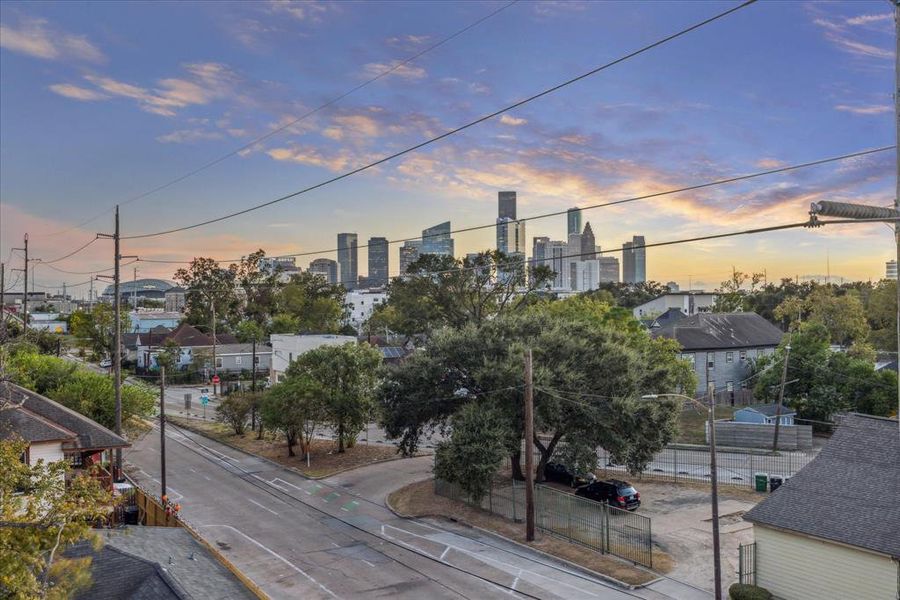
[1,0,896,294]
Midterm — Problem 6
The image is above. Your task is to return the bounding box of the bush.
[216,393,254,435]
[729,583,772,600]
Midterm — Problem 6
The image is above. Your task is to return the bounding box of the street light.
[644,389,723,600]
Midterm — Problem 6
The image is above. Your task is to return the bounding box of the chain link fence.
[434,477,653,568]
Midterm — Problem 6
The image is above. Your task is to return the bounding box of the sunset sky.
[0,0,895,296]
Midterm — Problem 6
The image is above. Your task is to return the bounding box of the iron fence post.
[673,447,678,483]
[512,476,518,522]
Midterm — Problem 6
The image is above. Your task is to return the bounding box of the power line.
[37,236,101,265]
[123,0,758,240]
[135,145,894,265]
[28,1,520,239]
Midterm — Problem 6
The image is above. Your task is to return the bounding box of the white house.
[742,414,899,600]
[632,291,717,319]
[344,290,388,329]
[270,334,357,383]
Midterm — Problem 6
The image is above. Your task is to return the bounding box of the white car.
[99,358,112,368]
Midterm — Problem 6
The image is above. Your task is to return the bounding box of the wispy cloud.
[844,13,891,27]
[810,7,892,61]
[361,62,427,80]
[156,129,226,144]
[0,18,105,63]
[834,103,892,115]
[267,0,332,22]
[48,83,108,101]
[499,115,528,126]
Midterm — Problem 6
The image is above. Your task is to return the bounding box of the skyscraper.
[308,258,339,285]
[567,207,582,237]
[581,222,596,260]
[622,235,646,284]
[622,241,635,284]
[421,221,454,257]
[367,237,389,287]
[337,233,358,289]
[497,219,526,255]
[532,236,550,265]
[399,240,422,274]
[549,241,568,288]
[597,256,619,283]
[498,191,517,220]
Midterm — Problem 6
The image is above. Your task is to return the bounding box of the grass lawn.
[166,416,402,478]
[676,405,738,444]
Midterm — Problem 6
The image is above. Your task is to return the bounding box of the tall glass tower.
[337,233,358,289]
[567,207,582,237]
[367,237,389,287]
[421,221,454,257]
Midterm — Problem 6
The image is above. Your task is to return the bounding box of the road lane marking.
[199,524,336,598]
[247,498,278,515]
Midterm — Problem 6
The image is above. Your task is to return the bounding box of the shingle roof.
[738,403,795,417]
[744,413,900,557]
[0,406,76,444]
[70,527,258,600]
[143,323,238,348]
[5,384,129,451]
[652,312,784,350]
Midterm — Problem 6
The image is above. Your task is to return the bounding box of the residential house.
[632,291,717,319]
[652,312,783,394]
[734,403,795,426]
[211,343,272,374]
[0,384,130,486]
[270,334,356,383]
[136,322,237,372]
[640,307,686,330]
[345,289,388,330]
[743,414,899,600]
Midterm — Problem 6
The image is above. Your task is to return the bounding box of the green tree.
[0,439,113,599]
[68,305,131,360]
[866,279,897,352]
[775,286,871,351]
[589,281,670,309]
[433,403,513,503]
[156,339,182,375]
[261,376,324,457]
[289,343,382,452]
[173,257,240,331]
[276,272,346,333]
[216,393,254,435]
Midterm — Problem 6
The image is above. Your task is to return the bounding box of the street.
[126,423,710,600]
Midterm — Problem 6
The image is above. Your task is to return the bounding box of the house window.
[725,351,733,364]
[740,380,748,390]
[235,356,242,365]
[69,453,83,467]
[739,350,747,361]
[254,356,260,364]
[682,353,695,367]
[706,352,715,369]
[726,381,734,392]
[215,357,223,368]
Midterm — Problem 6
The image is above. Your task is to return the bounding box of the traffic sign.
[211,375,220,384]
[201,395,209,406]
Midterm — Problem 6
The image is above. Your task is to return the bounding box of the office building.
[399,240,422,274]
[567,207,583,237]
[581,222,596,260]
[498,191,517,220]
[569,260,601,292]
[622,241,635,284]
[532,237,550,266]
[308,258,339,285]
[887,260,897,280]
[497,219,526,256]
[367,237,389,287]
[622,236,646,284]
[549,241,569,288]
[337,233,358,289]
[421,221,454,257]
[597,256,619,283]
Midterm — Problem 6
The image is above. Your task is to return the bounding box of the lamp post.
[644,390,722,600]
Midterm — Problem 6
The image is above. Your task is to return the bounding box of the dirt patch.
[676,406,738,444]
[168,416,403,478]
[387,479,673,586]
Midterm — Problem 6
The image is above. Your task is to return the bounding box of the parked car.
[543,462,596,487]
[99,358,112,368]
[575,479,641,510]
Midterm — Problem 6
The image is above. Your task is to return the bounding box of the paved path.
[127,424,709,600]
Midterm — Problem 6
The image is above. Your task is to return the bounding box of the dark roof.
[5,384,129,451]
[737,403,796,417]
[144,323,237,348]
[652,312,783,350]
[744,414,900,557]
[71,527,258,600]
[123,332,140,349]
[649,307,686,329]
[0,406,76,444]
[379,346,407,359]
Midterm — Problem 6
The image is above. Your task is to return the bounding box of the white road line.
[439,547,450,561]
[247,498,278,516]
[361,560,376,568]
[271,477,305,492]
[200,524,337,598]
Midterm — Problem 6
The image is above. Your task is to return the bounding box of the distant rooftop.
[652,312,784,350]
[103,279,175,296]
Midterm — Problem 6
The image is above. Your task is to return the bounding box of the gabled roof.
[4,384,129,452]
[744,414,900,558]
[69,543,186,600]
[143,322,237,348]
[652,312,784,350]
[0,405,76,444]
[737,403,795,417]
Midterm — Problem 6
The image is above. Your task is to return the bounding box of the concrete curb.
[166,417,416,481]
[383,481,662,591]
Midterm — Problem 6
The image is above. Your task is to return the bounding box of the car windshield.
[618,487,637,496]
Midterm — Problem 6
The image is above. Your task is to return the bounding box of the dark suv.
[543,462,594,487]
[575,479,641,510]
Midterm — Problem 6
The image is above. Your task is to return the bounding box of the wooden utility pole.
[708,380,722,600]
[113,207,123,477]
[160,365,167,499]
[524,348,535,542]
[772,335,791,452]
[1,262,5,330]
[211,297,218,395]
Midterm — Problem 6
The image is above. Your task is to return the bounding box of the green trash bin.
[754,473,768,492]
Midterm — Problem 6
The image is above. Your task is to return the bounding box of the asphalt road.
[126,424,710,600]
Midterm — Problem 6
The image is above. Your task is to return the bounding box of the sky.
[0,0,895,297]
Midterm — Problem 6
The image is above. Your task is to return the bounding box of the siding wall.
[755,525,897,600]
[680,347,775,392]
[709,422,813,450]
[28,441,65,465]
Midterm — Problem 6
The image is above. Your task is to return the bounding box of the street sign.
[184,393,192,410]
[212,375,220,384]
[201,395,209,406]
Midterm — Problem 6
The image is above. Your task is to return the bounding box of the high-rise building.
[597,256,619,283]
[308,258,339,285]
[367,237,389,287]
[622,241,635,284]
[567,207,583,237]
[337,233,358,289]
[497,219,526,255]
[498,191,517,220]
[532,237,550,266]
[399,240,422,274]
[886,260,897,280]
[633,235,646,283]
[421,221,454,257]
[581,222,596,260]
[549,241,569,288]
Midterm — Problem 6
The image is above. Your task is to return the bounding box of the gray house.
[735,403,795,426]
[652,312,784,395]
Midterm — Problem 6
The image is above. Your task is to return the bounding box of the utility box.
[755,473,768,492]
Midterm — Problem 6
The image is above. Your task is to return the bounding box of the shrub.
[729,583,772,600]
[216,393,254,435]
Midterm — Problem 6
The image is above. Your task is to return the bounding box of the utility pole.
[1,262,5,330]
[89,277,94,311]
[708,380,722,600]
[11,235,30,331]
[895,0,900,434]
[523,348,535,542]
[211,297,218,395]
[132,266,138,310]
[160,365,167,500]
[772,335,791,452]
[251,338,257,392]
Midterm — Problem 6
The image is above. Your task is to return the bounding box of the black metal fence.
[434,477,653,568]
[738,542,756,585]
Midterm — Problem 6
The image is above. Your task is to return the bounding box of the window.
[726,381,734,392]
[235,356,242,365]
[215,357,223,368]
[707,352,715,369]
[69,453,83,467]
[740,380,748,390]
[726,351,734,364]
[682,353,695,367]
[254,356,260,365]
[739,350,747,361]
